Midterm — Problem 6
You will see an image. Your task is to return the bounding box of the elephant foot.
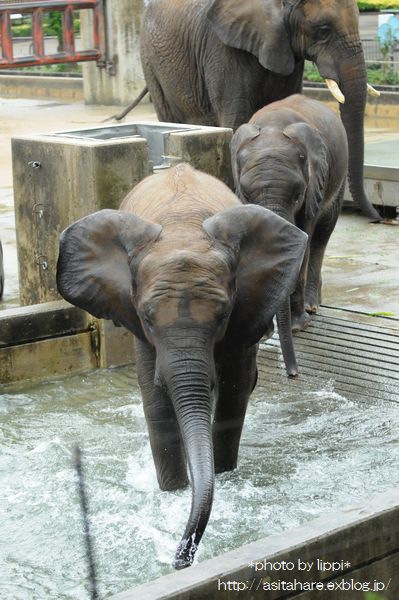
[305,302,319,315]
[158,475,189,492]
[305,286,321,314]
[214,462,237,475]
[291,311,312,332]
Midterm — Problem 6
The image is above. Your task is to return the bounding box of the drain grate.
[258,307,399,404]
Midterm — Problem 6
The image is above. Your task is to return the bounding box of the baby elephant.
[57,163,307,569]
[231,94,348,332]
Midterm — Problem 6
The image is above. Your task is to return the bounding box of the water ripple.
[0,366,398,598]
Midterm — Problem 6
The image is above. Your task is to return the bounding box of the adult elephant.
[138,0,380,220]
[57,164,307,569]
[231,94,348,332]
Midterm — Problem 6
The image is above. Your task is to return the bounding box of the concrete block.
[344,164,399,209]
[12,134,150,305]
[165,128,233,188]
[0,332,96,386]
[0,300,88,347]
[0,75,84,101]
[0,300,136,385]
[109,488,399,600]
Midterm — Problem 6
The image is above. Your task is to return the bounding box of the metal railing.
[363,38,399,71]
[0,0,105,69]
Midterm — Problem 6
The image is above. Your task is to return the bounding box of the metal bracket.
[35,255,48,271]
[105,60,116,76]
[32,203,46,219]
[96,59,116,76]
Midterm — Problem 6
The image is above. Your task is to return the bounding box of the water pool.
[1,366,398,599]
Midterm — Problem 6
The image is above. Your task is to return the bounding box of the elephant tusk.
[367,83,381,97]
[325,79,345,104]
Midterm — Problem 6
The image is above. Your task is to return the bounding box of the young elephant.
[57,164,307,569]
[231,94,348,332]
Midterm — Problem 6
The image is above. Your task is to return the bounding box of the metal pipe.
[0,1,97,11]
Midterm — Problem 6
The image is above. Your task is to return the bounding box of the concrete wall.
[303,86,399,120]
[0,300,135,385]
[110,488,399,600]
[0,74,83,101]
[81,0,146,105]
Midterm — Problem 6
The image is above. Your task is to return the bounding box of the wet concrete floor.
[0,96,398,317]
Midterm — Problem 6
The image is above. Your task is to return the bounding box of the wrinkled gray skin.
[231,94,348,332]
[56,164,307,570]
[140,0,379,220]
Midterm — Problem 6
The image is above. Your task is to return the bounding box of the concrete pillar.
[81,0,146,105]
[12,134,150,306]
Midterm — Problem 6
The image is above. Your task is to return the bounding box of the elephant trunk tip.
[172,533,199,570]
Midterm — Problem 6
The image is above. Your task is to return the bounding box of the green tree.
[46,12,63,51]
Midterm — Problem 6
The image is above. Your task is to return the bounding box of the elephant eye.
[316,25,332,41]
[293,191,303,204]
[141,307,154,329]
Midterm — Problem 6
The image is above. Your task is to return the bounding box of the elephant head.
[231,120,329,224]
[57,200,307,568]
[207,0,380,220]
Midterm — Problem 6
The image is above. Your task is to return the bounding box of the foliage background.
[358,0,399,9]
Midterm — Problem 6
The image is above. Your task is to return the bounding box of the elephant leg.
[290,243,312,332]
[143,67,180,123]
[305,191,343,313]
[135,338,188,491]
[213,345,258,473]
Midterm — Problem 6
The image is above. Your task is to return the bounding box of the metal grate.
[258,308,399,405]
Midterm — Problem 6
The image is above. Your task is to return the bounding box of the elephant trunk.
[159,341,214,570]
[276,298,298,378]
[337,53,381,220]
[256,204,299,377]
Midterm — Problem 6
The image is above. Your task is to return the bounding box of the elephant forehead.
[137,250,234,327]
[151,295,229,327]
[240,150,305,187]
[241,142,301,167]
[303,0,358,28]
[137,248,233,301]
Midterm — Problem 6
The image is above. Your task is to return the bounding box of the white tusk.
[325,79,345,104]
[367,83,381,97]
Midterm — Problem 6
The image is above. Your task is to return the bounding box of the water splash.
[0,366,398,598]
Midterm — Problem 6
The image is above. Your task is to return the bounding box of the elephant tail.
[104,87,149,122]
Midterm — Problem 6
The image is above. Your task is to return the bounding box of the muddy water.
[1,366,398,599]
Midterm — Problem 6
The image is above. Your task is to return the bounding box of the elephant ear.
[283,122,329,219]
[56,209,162,341]
[230,123,260,199]
[203,205,307,346]
[207,0,295,76]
